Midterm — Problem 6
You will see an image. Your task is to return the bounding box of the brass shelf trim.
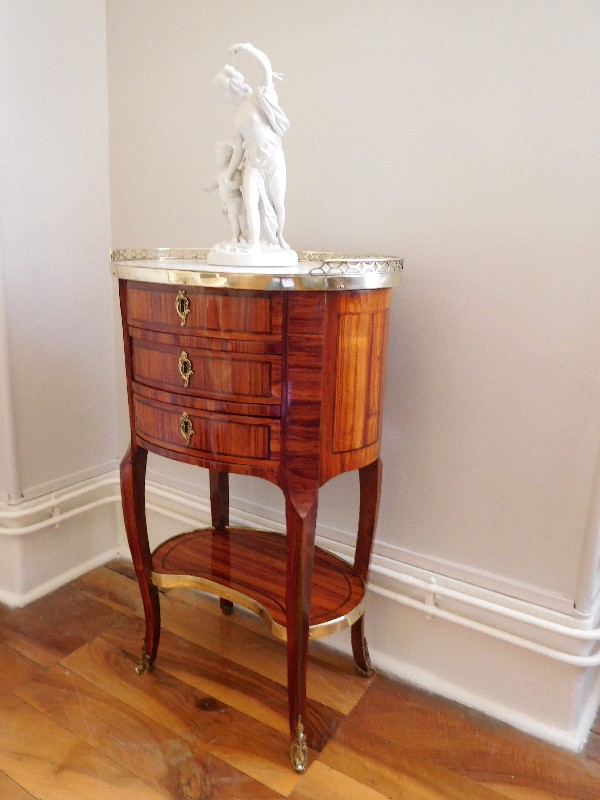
[151,566,367,643]
[111,249,403,291]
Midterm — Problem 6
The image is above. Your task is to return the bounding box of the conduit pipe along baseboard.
[368,577,600,668]
[368,562,600,644]
[2,470,600,667]
[0,477,122,534]
[0,476,216,529]
[0,476,120,521]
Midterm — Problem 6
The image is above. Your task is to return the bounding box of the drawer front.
[126,283,283,340]
[131,337,281,406]
[133,395,280,464]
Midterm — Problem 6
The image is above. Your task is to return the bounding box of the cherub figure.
[203,141,246,246]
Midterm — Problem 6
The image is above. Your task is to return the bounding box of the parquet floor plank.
[167,583,368,674]
[106,562,373,694]
[60,636,304,795]
[0,641,44,697]
[103,615,342,749]
[76,565,145,616]
[0,769,37,800]
[345,675,600,800]
[585,731,600,762]
[2,561,600,798]
[15,663,280,799]
[104,558,137,579]
[103,623,296,733]
[0,582,128,667]
[0,694,166,800]
[153,584,370,715]
[87,563,370,716]
[287,761,391,799]
[321,723,510,799]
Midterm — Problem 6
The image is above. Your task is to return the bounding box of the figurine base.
[208,245,299,268]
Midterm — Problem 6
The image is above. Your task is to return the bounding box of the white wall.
[0,2,119,597]
[0,0,116,498]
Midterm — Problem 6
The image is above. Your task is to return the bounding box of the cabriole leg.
[351,458,382,677]
[351,617,374,678]
[120,444,160,673]
[285,495,318,773]
[209,469,234,616]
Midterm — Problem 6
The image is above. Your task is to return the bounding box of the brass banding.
[111,250,403,292]
[151,570,366,641]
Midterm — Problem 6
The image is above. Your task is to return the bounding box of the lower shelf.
[151,527,366,641]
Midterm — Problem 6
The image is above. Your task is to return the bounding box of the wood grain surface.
[126,284,283,340]
[151,527,365,634]
[131,335,282,404]
[1,561,600,799]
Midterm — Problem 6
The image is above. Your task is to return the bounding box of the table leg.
[285,494,318,773]
[120,443,160,674]
[209,469,233,616]
[351,458,382,677]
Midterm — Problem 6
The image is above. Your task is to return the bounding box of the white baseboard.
[0,548,121,608]
[0,471,122,605]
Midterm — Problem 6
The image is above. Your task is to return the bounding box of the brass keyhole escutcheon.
[178,351,193,388]
[175,290,190,326]
[179,412,194,446]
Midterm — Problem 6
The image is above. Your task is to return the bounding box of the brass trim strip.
[110,247,402,266]
[111,250,403,292]
[151,571,367,641]
[111,248,210,261]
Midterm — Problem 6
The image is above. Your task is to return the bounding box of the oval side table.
[112,249,402,772]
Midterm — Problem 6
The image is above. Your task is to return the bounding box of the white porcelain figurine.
[203,141,247,247]
[207,43,298,267]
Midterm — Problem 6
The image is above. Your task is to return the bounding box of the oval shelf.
[151,527,366,641]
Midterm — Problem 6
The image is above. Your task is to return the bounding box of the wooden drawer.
[131,382,281,419]
[130,333,282,406]
[133,394,280,465]
[126,283,283,341]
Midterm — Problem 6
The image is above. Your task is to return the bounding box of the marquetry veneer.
[113,251,402,772]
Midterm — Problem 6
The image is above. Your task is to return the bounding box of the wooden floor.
[1,562,600,799]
